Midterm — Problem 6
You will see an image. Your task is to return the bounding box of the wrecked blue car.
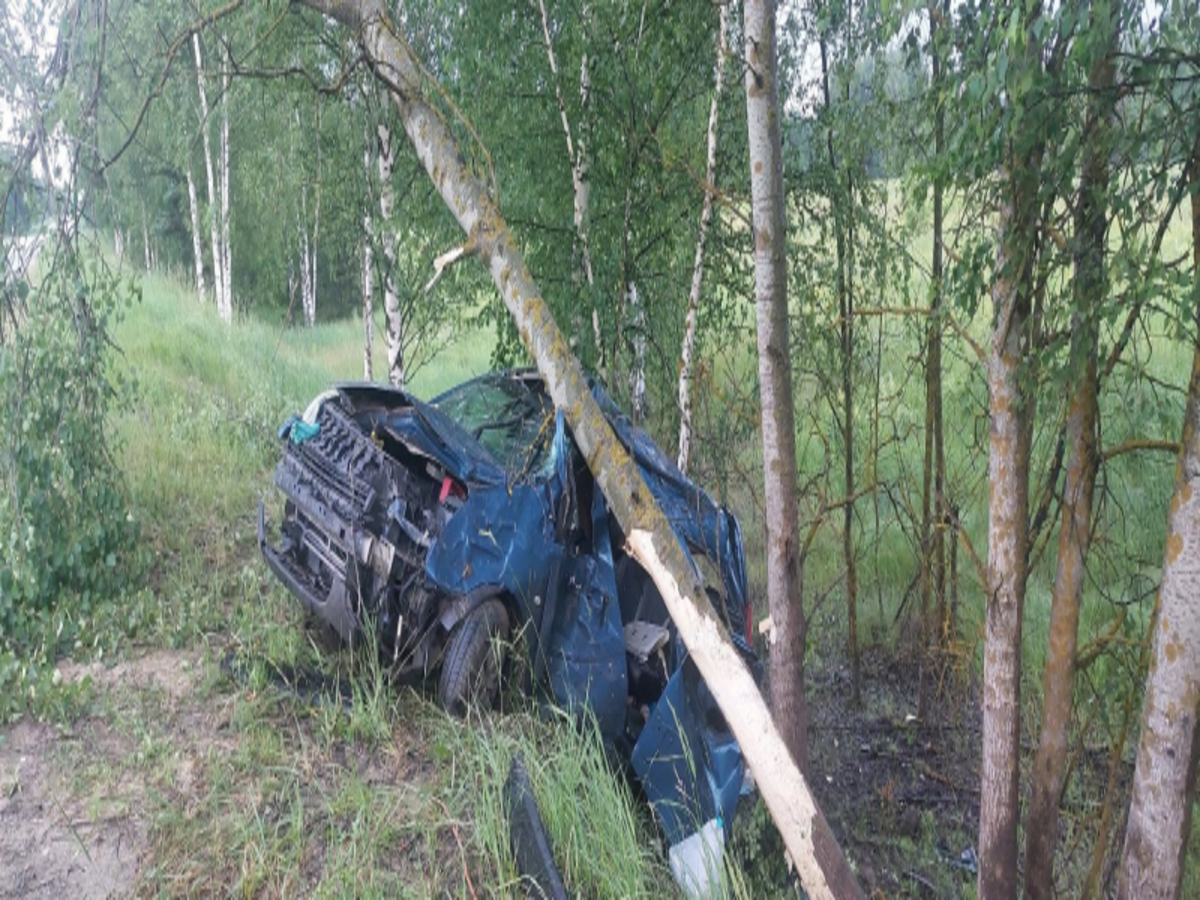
[259,370,759,866]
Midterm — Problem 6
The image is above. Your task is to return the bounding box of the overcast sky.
[1,0,61,144]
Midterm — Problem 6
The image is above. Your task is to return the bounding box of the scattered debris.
[504,755,568,900]
[937,843,979,875]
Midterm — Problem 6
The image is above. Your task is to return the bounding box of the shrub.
[0,246,141,666]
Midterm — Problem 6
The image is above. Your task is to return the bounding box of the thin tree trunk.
[678,0,728,475]
[362,235,373,379]
[818,26,859,706]
[615,166,634,393]
[919,0,947,720]
[299,175,312,327]
[1024,6,1115,894]
[1117,133,1200,900]
[979,167,1039,900]
[300,187,314,329]
[628,281,646,424]
[745,0,809,774]
[310,99,323,327]
[140,197,150,271]
[376,124,404,387]
[193,33,224,319]
[841,183,859,708]
[219,36,232,324]
[186,168,206,303]
[977,7,1043,893]
[363,143,374,381]
[298,3,864,894]
[536,0,604,374]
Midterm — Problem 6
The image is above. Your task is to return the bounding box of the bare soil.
[0,645,461,898]
[0,650,225,899]
[0,715,142,900]
[806,644,984,897]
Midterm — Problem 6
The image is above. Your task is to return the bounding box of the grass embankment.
[82,273,675,896]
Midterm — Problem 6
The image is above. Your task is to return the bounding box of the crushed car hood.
[332,382,509,487]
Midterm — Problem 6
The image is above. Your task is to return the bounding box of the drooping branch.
[100,0,245,173]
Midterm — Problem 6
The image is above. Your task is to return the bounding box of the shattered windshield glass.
[433,374,554,474]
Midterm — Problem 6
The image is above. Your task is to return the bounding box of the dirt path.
[0,649,205,899]
[0,717,140,900]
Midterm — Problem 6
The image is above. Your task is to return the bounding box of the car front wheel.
[438,598,510,716]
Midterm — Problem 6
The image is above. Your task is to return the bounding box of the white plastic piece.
[624,620,670,662]
[302,389,338,425]
[668,818,726,899]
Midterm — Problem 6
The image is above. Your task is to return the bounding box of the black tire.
[438,599,510,716]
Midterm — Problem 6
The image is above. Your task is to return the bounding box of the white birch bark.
[362,139,375,379]
[299,178,315,327]
[140,197,150,271]
[363,234,374,380]
[376,123,404,387]
[219,36,233,324]
[678,1,728,475]
[296,3,864,893]
[979,169,1036,900]
[536,0,604,371]
[193,34,224,319]
[187,168,206,302]
[628,281,646,424]
[310,102,322,328]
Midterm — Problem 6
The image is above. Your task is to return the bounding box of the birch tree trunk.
[375,123,404,387]
[193,33,224,319]
[980,170,1034,900]
[140,197,151,271]
[295,2,862,894]
[300,185,314,328]
[677,0,728,475]
[363,143,374,380]
[628,281,646,425]
[362,235,374,379]
[310,100,323,327]
[1116,134,1200,900]
[536,0,605,375]
[219,36,233,324]
[1024,7,1115,895]
[744,0,810,775]
[187,168,207,303]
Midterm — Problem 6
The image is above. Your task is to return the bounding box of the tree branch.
[99,0,246,173]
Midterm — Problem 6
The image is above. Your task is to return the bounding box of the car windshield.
[432,375,554,474]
